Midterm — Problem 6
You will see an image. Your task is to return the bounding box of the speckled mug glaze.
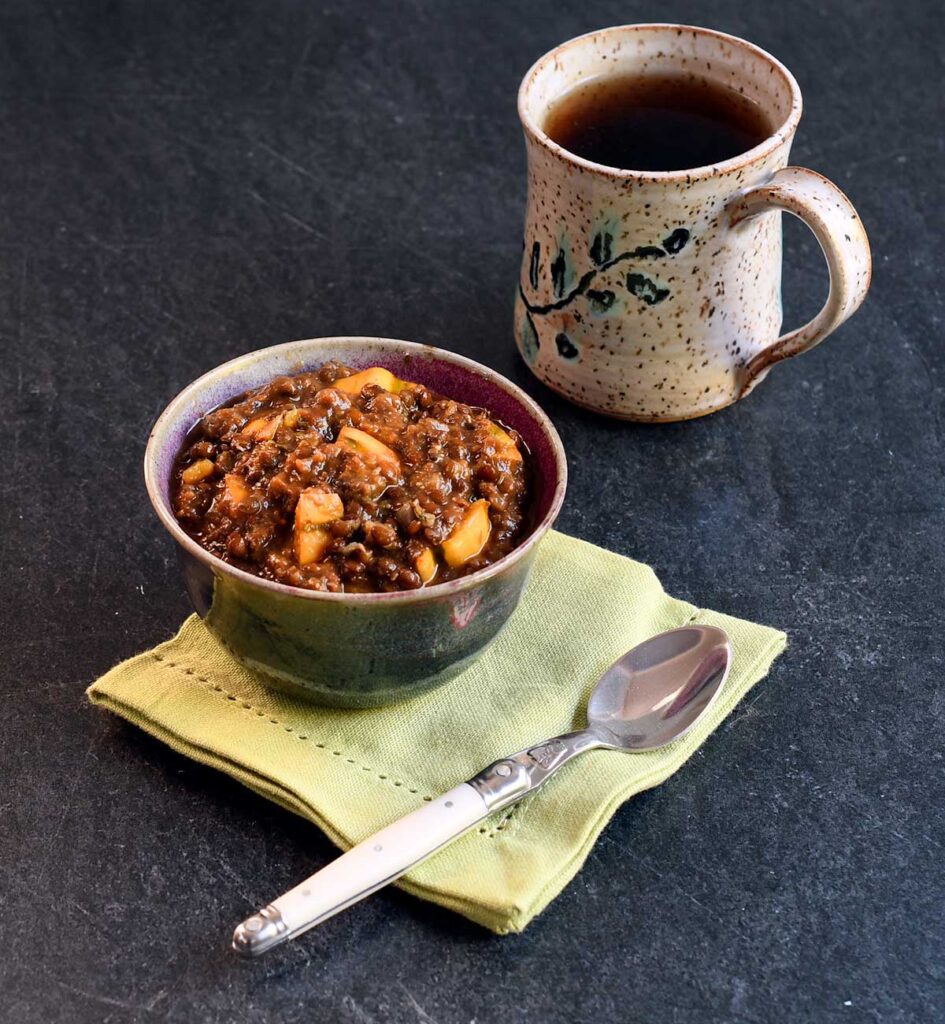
[514,24,872,421]
[145,338,567,708]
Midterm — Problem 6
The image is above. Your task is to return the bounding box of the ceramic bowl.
[145,337,568,708]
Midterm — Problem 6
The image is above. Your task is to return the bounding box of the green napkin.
[87,531,786,934]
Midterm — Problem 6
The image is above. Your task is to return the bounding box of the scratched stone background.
[1,1,942,1022]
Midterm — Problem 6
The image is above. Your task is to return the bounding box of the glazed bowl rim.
[144,336,568,605]
[517,22,803,183]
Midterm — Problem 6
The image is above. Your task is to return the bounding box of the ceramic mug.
[513,24,872,421]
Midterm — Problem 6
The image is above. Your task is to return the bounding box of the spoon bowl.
[588,625,731,751]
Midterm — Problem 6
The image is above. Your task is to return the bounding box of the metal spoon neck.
[467,727,610,812]
[572,725,619,751]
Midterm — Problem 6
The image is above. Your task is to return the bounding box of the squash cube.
[181,458,215,484]
[441,500,491,568]
[337,426,401,475]
[222,473,251,505]
[241,413,283,441]
[294,487,344,566]
[415,546,438,584]
[487,421,522,463]
[334,367,406,396]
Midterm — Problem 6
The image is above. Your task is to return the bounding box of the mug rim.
[518,22,803,182]
[144,336,568,607]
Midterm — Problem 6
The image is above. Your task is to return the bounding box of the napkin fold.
[87,531,786,934]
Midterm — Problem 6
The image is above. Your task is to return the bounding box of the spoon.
[232,624,731,956]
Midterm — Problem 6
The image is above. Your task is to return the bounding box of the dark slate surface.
[2,1,942,1021]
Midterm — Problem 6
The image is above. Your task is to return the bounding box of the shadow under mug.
[513,23,872,421]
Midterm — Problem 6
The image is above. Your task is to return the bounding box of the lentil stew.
[171,362,531,593]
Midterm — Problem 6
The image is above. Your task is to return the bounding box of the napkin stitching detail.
[478,807,516,838]
[150,654,436,801]
[149,654,524,839]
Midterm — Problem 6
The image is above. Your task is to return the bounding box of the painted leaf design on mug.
[550,249,568,297]
[529,241,541,290]
[518,224,689,350]
[587,289,616,312]
[662,228,690,254]
[628,245,666,259]
[589,231,613,266]
[555,332,579,360]
[518,312,539,365]
[626,273,670,306]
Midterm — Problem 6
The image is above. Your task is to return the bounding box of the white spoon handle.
[232,783,488,955]
[232,732,600,956]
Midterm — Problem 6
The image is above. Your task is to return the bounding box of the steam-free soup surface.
[171,362,530,593]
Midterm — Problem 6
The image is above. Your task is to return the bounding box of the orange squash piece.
[223,473,250,504]
[336,426,401,475]
[241,413,283,441]
[334,367,406,396]
[415,546,438,585]
[181,458,215,484]
[295,528,331,566]
[218,474,252,516]
[294,488,344,566]
[487,421,522,463]
[441,500,491,568]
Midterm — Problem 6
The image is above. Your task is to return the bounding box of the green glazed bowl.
[145,337,567,707]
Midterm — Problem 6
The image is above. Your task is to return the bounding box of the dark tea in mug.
[543,72,774,172]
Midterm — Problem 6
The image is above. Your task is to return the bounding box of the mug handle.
[727,166,872,396]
